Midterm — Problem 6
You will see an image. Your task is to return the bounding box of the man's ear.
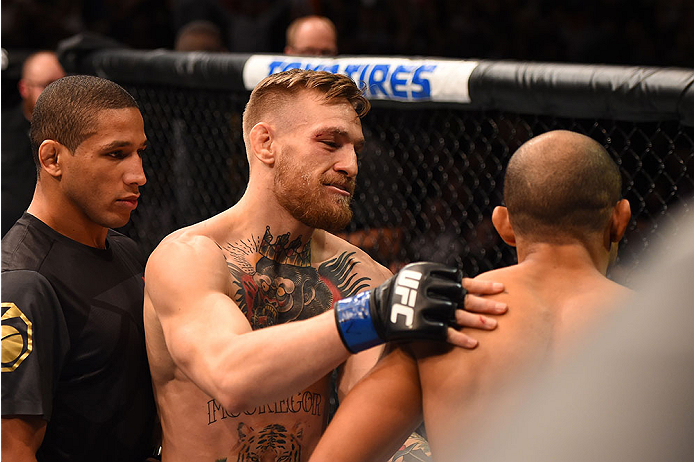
[249,122,275,166]
[17,79,29,100]
[609,199,631,243]
[37,140,67,179]
[492,206,516,247]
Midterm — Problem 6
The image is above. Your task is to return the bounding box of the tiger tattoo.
[220,422,304,462]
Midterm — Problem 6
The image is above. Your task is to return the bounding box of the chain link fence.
[116,83,693,285]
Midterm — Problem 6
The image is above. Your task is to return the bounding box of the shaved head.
[504,130,622,242]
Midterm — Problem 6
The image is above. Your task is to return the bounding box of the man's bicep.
[1,416,47,460]
[144,239,252,382]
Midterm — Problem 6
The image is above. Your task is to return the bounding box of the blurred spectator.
[16,52,65,120]
[2,51,65,236]
[173,0,291,53]
[284,15,338,56]
[174,20,227,51]
[1,1,691,66]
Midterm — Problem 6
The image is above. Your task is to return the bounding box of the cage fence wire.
[117,83,693,286]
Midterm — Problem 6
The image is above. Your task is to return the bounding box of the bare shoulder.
[597,278,634,309]
[471,265,518,287]
[474,265,518,282]
[148,208,236,260]
[607,278,634,296]
[316,230,393,286]
[148,226,224,271]
[145,222,233,303]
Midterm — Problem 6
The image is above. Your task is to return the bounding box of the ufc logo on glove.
[334,261,463,353]
[390,270,422,327]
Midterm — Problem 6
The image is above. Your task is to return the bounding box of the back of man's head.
[504,130,622,243]
[30,75,139,172]
[242,69,369,147]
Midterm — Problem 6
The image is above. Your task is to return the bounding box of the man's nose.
[125,154,147,186]
[334,147,358,178]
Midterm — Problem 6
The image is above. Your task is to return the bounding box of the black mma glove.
[333,261,466,353]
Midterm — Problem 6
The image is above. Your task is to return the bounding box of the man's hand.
[447,278,507,348]
[334,262,464,353]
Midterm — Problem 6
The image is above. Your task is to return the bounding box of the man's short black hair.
[30,75,139,172]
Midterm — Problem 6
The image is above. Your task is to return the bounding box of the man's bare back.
[144,209,392,461]
[416,251,633,456]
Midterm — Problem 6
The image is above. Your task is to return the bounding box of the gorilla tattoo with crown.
[224,227,370,329]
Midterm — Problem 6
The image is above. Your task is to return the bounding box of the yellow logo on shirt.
[1,303,33,372]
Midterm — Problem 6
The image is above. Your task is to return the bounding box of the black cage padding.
[57,39,694,284]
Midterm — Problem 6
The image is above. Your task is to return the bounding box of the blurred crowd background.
[1,0,692,275]
[3,0,692,64]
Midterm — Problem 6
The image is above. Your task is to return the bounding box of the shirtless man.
[143,69,507,462]
[308,129,633,462]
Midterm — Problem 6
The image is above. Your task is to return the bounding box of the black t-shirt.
[1,213,157,462]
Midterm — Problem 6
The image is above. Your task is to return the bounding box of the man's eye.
[107,151,125,158]
[321,141,338,148]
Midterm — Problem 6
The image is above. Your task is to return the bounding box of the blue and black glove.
[334,261,465,353]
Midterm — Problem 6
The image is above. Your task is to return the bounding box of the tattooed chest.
[222,227,370,330]
[235,258,333,328]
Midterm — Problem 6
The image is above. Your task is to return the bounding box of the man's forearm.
[196,310,351,413]
[309,347,422,462]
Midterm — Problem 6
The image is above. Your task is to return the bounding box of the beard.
[273,154,355,232]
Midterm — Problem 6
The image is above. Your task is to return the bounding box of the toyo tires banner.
[242,55,478,103]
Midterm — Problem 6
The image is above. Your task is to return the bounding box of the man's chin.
[104,213,133,230]
[302,208,352,232]
[319,220,351,233]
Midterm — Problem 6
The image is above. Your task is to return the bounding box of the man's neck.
[27,189,109,249]
[516,240,609,276]
[233,192,317,249]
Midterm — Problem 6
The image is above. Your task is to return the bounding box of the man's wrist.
[334,291,382,353]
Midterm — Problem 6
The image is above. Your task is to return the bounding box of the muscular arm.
[1,416,46,462]
[145,236,352,413]
[310,345,422,462]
